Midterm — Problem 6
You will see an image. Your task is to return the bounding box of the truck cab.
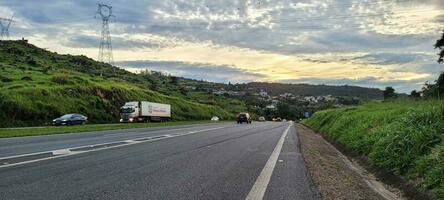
[120,102,139,122]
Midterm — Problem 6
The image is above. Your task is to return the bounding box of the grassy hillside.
[0,40,242,127]
[303,101,444,198]
[246,82,383,99]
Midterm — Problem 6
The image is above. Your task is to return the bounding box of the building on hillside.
[212,88,226,95]
[266,104,276,109]
[304,96,318,103]
[271,99,279,106]
[227,91,246,96]
[279,93,294,98]
[259,90,268,97]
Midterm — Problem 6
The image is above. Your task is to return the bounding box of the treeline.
[382,72,444,100]
[245,82,383,99]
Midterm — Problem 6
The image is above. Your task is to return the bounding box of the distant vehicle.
[211,116,220,121]
[282,119,287,122]
[237,112,252,124]
[52,114,87,126]
[258,116,266,122]
[120,101,171,123]
[275,117,282,122]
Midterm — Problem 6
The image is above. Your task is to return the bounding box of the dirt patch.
[296,123,404,200]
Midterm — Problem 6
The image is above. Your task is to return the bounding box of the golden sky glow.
[2,0,443,92]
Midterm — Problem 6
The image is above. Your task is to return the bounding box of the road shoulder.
[296,123,403,200]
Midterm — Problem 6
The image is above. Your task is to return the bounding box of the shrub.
[51,74,69,85]
[304,101,444,198]
[0,75,12,82]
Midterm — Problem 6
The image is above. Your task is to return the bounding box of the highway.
[0,122,319,200]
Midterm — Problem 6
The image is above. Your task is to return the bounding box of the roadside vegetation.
[0,121,219,138]
[304,33,444,199]
[304,100,444,198]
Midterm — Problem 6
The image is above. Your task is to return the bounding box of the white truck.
[120,101,171,123]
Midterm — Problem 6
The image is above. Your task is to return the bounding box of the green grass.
[0,121,221,138]
[303,100,444,199]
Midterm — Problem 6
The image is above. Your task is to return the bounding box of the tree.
[435,30,444,63]
[383,87,396,100]
[422,73,444,99]
[149,80,159,91]
[170,76,178,85]
[410,90,421,99]
[435,72,444,99]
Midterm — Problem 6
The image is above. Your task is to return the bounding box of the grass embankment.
[0,121,220,138]
[303,100,444,199]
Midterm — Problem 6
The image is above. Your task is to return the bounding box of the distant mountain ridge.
[246,82,383,99]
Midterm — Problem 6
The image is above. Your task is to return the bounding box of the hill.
[245,82,383,99]
[0,40,245,127]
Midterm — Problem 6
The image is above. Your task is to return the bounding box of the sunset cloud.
[1,0,442,93]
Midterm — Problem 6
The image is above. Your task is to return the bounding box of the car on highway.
[237,112,252,124]
[211,116,220,121]
[258,116,266,122]
[52,114,87,126]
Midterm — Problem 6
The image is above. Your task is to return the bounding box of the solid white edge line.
[0,126,225,168]
[245,123,292,200]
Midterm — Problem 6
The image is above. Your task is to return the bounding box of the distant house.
[227,91,246,96]
[271,99,279,106]
[259,90,268,97]
[212,88,226,95]
[279,93,294,98]
[266,105,276,109]
[304,96,318,103]
[185,86,197,90]
[323,95,337,102]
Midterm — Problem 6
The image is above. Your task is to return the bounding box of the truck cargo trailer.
[120,101,171,123]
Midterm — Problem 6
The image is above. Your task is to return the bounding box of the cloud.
[280,76,431,94]
[116,60,266,83]
[0,0,442,92]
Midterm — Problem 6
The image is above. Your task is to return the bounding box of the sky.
[1,0,443,93]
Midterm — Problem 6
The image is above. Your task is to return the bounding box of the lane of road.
[0,123,232,158]
[0,122,319,200]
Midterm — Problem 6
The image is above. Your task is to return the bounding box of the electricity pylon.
[95,3,115,65]
[0,15,14,40]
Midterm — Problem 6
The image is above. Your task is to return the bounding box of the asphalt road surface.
[0,122,320,200]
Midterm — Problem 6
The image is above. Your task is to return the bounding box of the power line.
[109,8,442,31]
[113,9,442,33]
[269,8,443,23]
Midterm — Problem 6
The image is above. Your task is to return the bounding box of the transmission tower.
[0,15,14,40]
[95,3,115,65]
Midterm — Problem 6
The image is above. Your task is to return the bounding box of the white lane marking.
[0,126,225,168]
[246,123,292,200]
[52,149,71,156]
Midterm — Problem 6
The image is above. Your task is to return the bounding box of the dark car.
[237,112,251,124]
[52,114,87,126]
